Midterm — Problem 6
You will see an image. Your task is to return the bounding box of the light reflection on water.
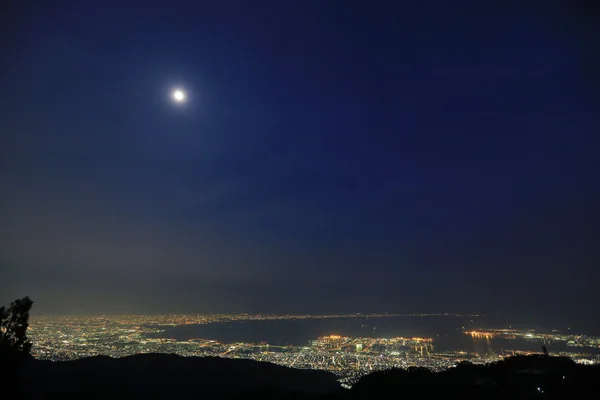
[161,316,598,354]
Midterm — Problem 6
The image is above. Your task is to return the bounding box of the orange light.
[466,330,496,339]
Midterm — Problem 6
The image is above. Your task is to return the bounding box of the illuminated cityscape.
[4,0,599,397]
[28,314,600,387]
[465,329,600,348]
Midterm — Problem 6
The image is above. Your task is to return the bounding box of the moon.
[171,88,187,103]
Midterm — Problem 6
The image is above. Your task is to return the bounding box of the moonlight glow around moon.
[171,89,187,103]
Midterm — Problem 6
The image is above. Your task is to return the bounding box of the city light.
[27,314,600,387]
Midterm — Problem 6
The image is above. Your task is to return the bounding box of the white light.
[172,89,186,103]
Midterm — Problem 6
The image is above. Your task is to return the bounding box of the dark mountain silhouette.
[351,354,600,399]
[7,353,600,399]
[14,353,342,399]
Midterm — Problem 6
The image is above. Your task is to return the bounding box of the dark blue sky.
[1,1,599,325]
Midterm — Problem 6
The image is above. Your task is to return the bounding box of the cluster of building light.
[465,329,600,348]
[466,331,496,339]
[26,315,599,385]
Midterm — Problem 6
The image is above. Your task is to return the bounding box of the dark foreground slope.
[351,355,600,399]
[14,354,343,399]
[6,353,600,399]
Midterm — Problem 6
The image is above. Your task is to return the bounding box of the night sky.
[1,1,599,325]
